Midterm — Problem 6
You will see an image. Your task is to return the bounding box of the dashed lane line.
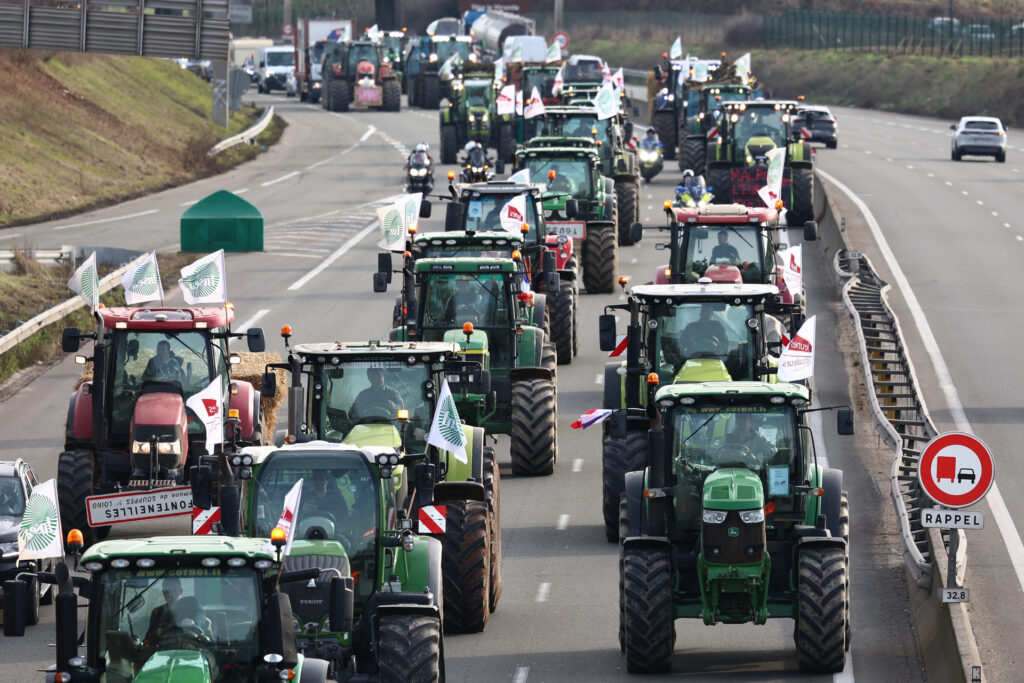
[288,221,378,290]
[556,514,570,530]
[52,209,159,231]
[572,459,583,472]
[235,309,270,332]
[535,583,551,602]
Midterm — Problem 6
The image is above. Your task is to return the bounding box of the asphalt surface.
[0,91,925,681]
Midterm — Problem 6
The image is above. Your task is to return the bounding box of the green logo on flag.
[20,494,59,552]
[181,261,221,298]
[383,208,404,246]
[129,261,160,297]
[403,199,418,230]
[438,392,465,447]
[81,264,97,303]
[595,87,614,113]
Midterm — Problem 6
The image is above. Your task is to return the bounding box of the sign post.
[916,432,994,604]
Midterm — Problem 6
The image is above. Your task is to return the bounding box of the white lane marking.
[179,199,199,207]
[0,233,23,241]
[52,209,158,231]
[360,125,377,142]
[885,157,893,162]
[276,252,324,259]
[595,373,604,384]
[992,211,998,217]
[864,150,873,155]
[944,181,953,186]
[288,221,379,291]
[1004,223,1012,228]
[305,157,336,170]
[961,190,969,195]
[513,667,529,683]
[235,309,270,332]
[976,200,984,206]
[261,171,300,187]
[906,164,915,170]
[234,188,249,195]
[535,582,551,602]
[927,172,935,178]
[647,205,653,211]
[556,514,570,530]
[630,257,638,264]
[819,167,1024,600]
[572,459,583,472]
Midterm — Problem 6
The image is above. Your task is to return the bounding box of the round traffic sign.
[553,32,569,49]
[917,432,994,508]
[283,23,294,36]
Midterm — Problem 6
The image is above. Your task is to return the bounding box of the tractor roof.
[432,35,472,43]
[291,340,461,359]
[671,204,779,225]
[544,105,598,115]
[655,381,811,403]
[243,442,401,467]
[464,78,493,89]
[415,256,519,273]
[97,306,234,330]
[631,282,779,301]
[414,231,525,247]
[348,40,378,48]
[454,180,540,197]
[722,100,799,111]
[521,137,600,154]
[81,535,278,563]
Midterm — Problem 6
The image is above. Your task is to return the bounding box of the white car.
[950,116,1007,162]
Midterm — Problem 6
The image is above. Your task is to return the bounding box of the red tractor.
[321,39,401,112]
[59,306,266,543]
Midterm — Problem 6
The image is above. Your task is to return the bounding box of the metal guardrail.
[0,253,149,358]
[833,248,965,588]
[0,246,74,267]
[207,106,274,157]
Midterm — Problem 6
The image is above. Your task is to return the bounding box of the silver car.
[951,116,1007,162]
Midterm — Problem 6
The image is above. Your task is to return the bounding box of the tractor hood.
[132,392,186,428]
[674,358,732,383]
[342,423,402,448]
[357,60,375,77]
[134,649,211,683]
[702,468,764,512]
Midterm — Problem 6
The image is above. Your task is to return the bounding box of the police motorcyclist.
[641,127,662,149]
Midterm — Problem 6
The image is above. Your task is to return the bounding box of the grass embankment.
[0,49,284,228]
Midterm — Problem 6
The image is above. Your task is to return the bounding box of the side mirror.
[950,124,956,130]
[377,252,393,282]
[565,199,579,219]
[61,327,81,353]
[803,221,819,242]
[543,251,559,292]
[445,202,463,231]
[2,580,28,636]
[246,327,266,352]
[189,464,213,510]
[837,408,854,436]
[598,314,617,351]
[696,228,709,240]
[329,577,355,633]
[259,61,265,68]
[495,159,506,175]
[419,199,432,218]
[629,222,643,244]
[373,272,390,293]
[261,371,277,398]
[265,592,299,668]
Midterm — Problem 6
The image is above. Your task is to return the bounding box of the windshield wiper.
[683,405,729,446]
[728,227,753,249]
[116,566,173,621]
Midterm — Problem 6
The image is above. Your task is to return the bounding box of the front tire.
[510,378,557,476]
[653,111,677,160]
[622,547,674,673]
[329,79,350,112]
[791,167,814,226]
[58,450,100,546]
[382,80,401,112]
[707,167,732,204]
[602,431,647,542]
[582,224,618,294]
[796,545,848,673]
[440,124,458,165]
[547,285,574,364]
[615,182,639,246]
[682,136,706,176]
[378,613,443,682]
[422,76,441,109]
[440,501,490,633]
[483,447,502,613]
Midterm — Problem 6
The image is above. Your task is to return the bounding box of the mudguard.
[442,425,484,484]
[621,535,672,554]
[603,361,623,410]
[509,367,552,383]
[820,467,844,539]
[68,384,94,442]
[623,469,646,538]
[389,534,443,607]
[532,293,547,331]
[229,380,257,440]
[517,326,542,367]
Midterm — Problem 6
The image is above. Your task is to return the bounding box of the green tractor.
[378,29,407,91]
[619,382,853,673]
[408,35,475,109]
[677,64,752,173]
[255,337,502,633]
[440,73,514,162]
[321,39,401,113]
[706,100,815,226]
[597,280,790,541]
[2,533,344,682]
[376,256,559,476]
[516,138,632,294]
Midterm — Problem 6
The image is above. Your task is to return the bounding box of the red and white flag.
[496,84,516,115]
[185,381,223,454]
[552,64,564,96]
[571,408,614,430]
[612,67,624,90]
[757,147,786,209]
[778,316,815,381]
[515,89,524,115]
[779,244,802,297]
[275,479,303,555]
[525,86,546,119]
[499,194,529,232]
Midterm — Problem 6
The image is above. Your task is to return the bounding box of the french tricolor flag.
[571,408,614,430]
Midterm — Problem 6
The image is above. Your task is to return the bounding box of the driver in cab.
[679,304,729,356]
[722,412,776,465]
[351,368,403,419]
[711,230,741,264]
[142,340,182,383]
[143,577,211,650]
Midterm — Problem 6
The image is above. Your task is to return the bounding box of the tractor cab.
[431,35,473,64]
[718,100,801,167]
[518,141,600,206]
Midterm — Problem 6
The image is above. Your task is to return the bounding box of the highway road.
[0,92,925,681]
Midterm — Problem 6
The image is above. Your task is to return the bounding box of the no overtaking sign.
[917,432,994,509]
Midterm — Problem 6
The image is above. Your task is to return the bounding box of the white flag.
[67,251,99,310]
[552,63,564,96]
[120,251,163,305]
[186,380,224,454]
[401,192,423,234]
[778,316,815,382]
[515,89,524,115]
[669,36,683,60]
[275,479,303,555]
[17,479,63,560]
[525,86,546,119]
[178,250,227,304]
[757,147,786,209]
[377,204,405,252]
[545,42,561,63]
[427,380,467,463]
[508,168,530,184]
[494,58,504,80]
[780,244,803,299]
[612,67,624,90]
[593,81,619,120]
[496,84,517,115]
[693,61,709,82]
[499,194,529,232]
[735,52,751,79]
[439,54,459,80]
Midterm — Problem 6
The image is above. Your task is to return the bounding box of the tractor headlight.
[481,112,489,122]
[469,114,475,122]
[157,441,181,455]
[133,441,151,454]
[702,510,727,524]
[429,54,438,62]
[739,509,765,524]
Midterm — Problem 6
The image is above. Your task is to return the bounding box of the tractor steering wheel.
[714,444,761,471]
[158,624,211,650]
[683,334,724,358]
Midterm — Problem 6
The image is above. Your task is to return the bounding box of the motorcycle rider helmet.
[415,142,429,153]
[682,169,694,180]
[646,127,656,136]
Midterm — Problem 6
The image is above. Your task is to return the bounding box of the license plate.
[548,221,585,238]
[358,87,380,103]
[86,486,193,526]
[940,587,969,603]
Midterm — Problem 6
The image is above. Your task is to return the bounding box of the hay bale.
[235,351,285,437]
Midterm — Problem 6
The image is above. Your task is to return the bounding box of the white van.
[257,46,295,94]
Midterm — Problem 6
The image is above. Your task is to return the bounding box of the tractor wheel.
[615,182,639,246]
[571,283,580,356]
[38,559,54,605]
[676,119,689,171]
[582,224,618,294]
[440,500,490,633]
[840,490,851,649]
[498,123,515,162]
[542,342,558,396]
[653,111,676,160]
[330,79,349,112]
[547,285,574,364]
[707,167,732,204]
[299,88,308,102]
[796,544,848,673]
[407,77,418,107]
[440,124,458,165]
[791,167,814,227]
[682,136,706,176]
[602,431,647,542]
[25,573,40,625]
[321,79,331,110]
[58,450,103,546]
[422,77,441,109]
[510,378,557,476]
[382,80,401,112]
[618,495,628,652]
[622,546,674,673]
[483,447,502,612]
[378,613,443,683]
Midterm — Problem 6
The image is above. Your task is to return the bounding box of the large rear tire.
[653,111,677,160]
[378,613,443,683]
[382,80,401,112]
[510,378,557,476]
[547,285,574,364]
[440,501,490,633]
[840,490,851,649]
[483,447,502,612]
[440,124,458,165]
[498,123,515,162]
[615,182,639,246]
[58,450,101,546]
[570,282,580,356]
[682,136,706,176]
[707,167,732,204]
[791,167,814,226]
[796,544,848,673]
[602,431,647,542]
[622,547,674,673]
[329,79,349,112]
[422,76,441,109]
[582,224,618,294]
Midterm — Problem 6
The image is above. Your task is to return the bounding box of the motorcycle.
[405,151,434,193]
[675,173,713,208]
[458,145,503,184]
[638,138,664,182]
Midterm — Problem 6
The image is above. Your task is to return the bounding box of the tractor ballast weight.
[321,40,401,113]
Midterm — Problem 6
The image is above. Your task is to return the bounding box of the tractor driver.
[351,368,403,419]
[679,304,729,357]
[711,230,741,264]
[548,164,575,194]
[142,340,182,383]
[721,411,776,466]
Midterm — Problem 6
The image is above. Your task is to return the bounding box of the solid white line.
[556,514,570,530]
[1004,223,1012,228]
[513,667,529,683]
[52,209,159,231]
[235,309,270,332]
[287,221,378,290]
[818,168,1024,598]
[535,582,551,602]
[274,252,325,259]
[261,171,300,187]
[572,459,583,472]
[360,125,377,142]
[0,232,22,241]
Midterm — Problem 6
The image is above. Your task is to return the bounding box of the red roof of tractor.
[670,204,779,225]
[97,306,234,330]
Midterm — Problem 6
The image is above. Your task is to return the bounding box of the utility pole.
[554,0,563,34]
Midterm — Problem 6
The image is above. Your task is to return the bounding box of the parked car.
[928,17,961,33]
[951,116,1007,162]
[792,105,839,149]
[0,459,54,625]
[963,24,996,42]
